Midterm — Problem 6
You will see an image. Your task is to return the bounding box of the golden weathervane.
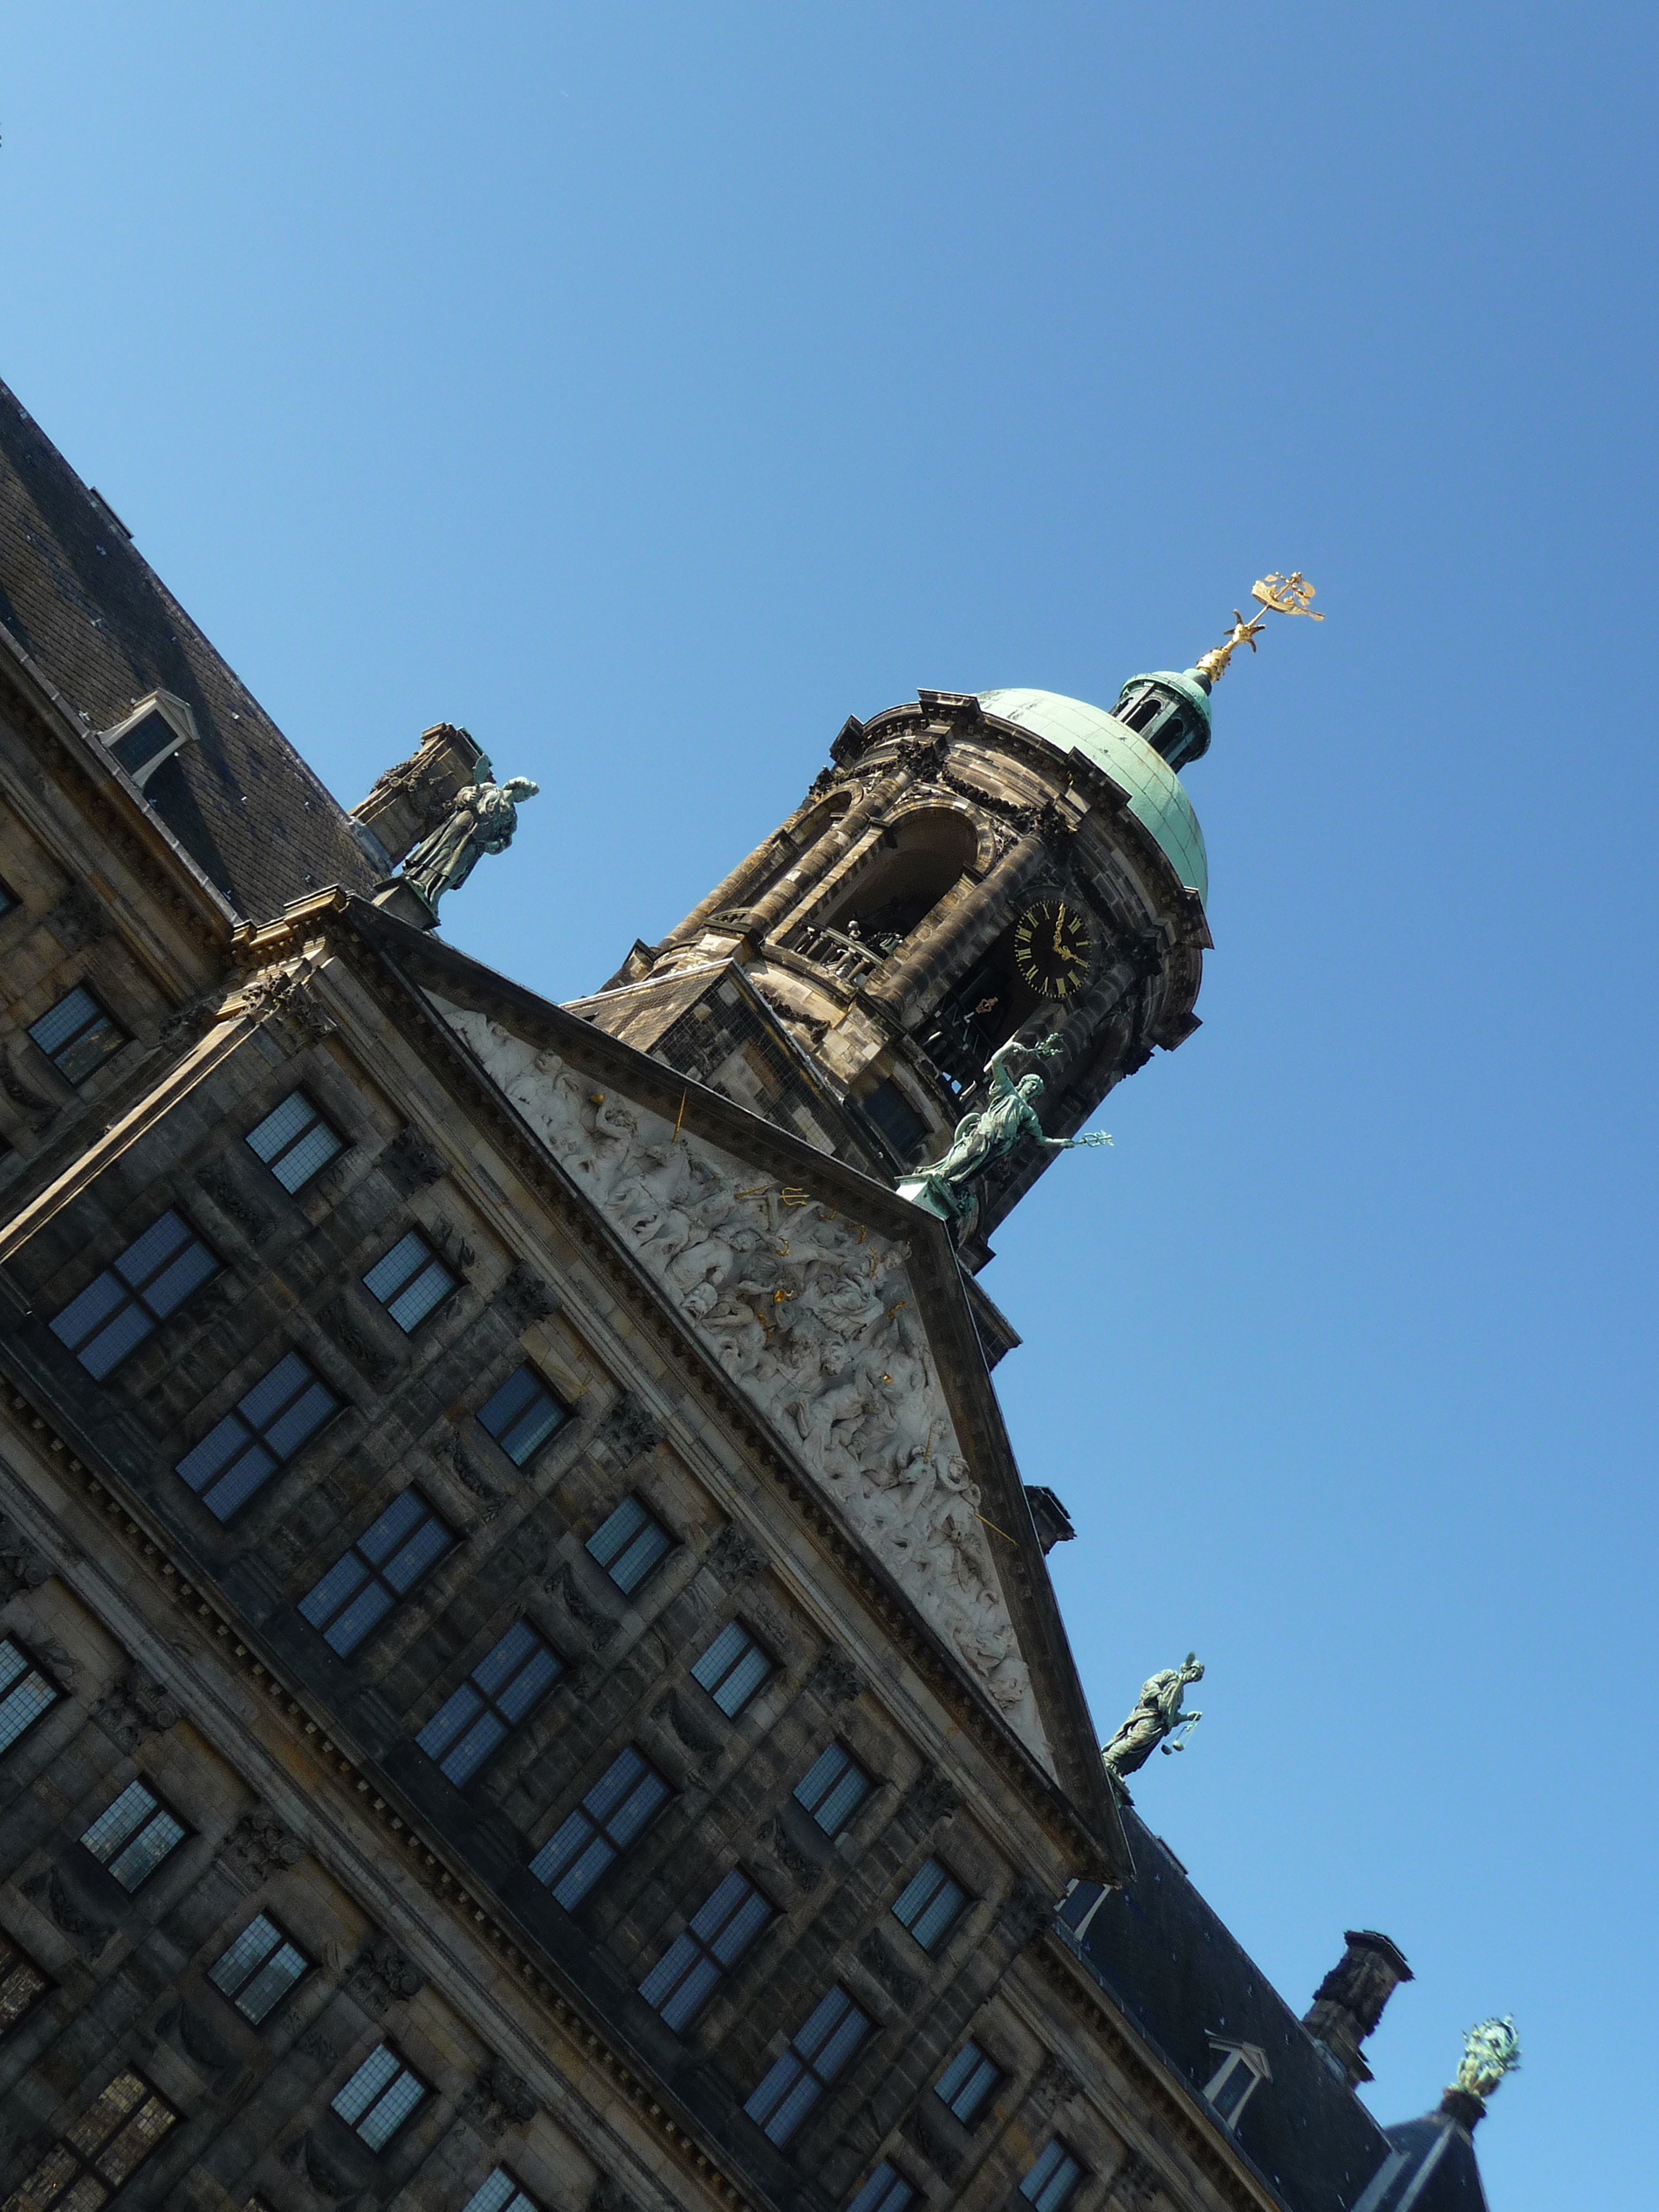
[1195,572,1325,684]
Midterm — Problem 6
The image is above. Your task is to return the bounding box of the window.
[0,875,16,920]
[638,1868,771,2031]
[690,1620,772,1717]
[792,1744,872,1838]
[1020,2140,1085,2212]
[0,1637,58,1757]
[530,1745,670,1908]
[363,1230,456,1332]
[476,1364,568,1467]
[935,2039,1001,2124]
[462,2171,546,2212]
[49,1208,218,1378]
[860,1078,927,1160]
[586,1494,670,1594]
[1203,2040,1271,2129]
[176,1350,340,1519]
[331,2041,428,2150]
[847,2164,916,2212]
[80,1781,187,1892]
[5,2068,178,2209]
[744,1985,871,2147]
[28,984,125,1085]
[892,1858,968,1953]
[246,1089,345,1192]
[209,1913,312,2023]
[417,1619,562,1783]
[299,1491,454,1656]
[0,1927,49,2037]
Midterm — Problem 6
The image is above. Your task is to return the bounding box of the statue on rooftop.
[901,1035,1111,1224]
[401,766,540,911]
[1100,1652,1205,1802]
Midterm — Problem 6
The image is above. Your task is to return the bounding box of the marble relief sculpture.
[439,1001,1046,1754]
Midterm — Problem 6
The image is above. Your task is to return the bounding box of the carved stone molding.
[1107,2148,1162,2210]
[0,1510,51,1599]
[496,1261,558,1329]
[223,1803,304,1884]
[996,1875,1053,1951]
[96,1662,182,1751]
[806,1646,861,1706]
[901,1769,961,1829]
[595,1391,662,1463]
[380,1123,447,1194]
[756,1815,822,1890]
[45,880,110,951]
[652,1689,723,1769]
[195,1160,272,1240]
[459,2056,538,2140]
[856,1932,920,2009]
[347,1931,424,2013]
[1,1048,59,1135]
[319,1295,397,1388]
[545,1563,618,1648]
[1030,2050,1083,2120]
[706,1522,766,1585]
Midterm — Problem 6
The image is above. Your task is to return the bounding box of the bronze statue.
[401,770,539,911]
[904,1036,1110,1223]
[1100,1653,1204,1802]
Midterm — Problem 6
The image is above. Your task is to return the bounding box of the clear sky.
[4,7,1655,2205]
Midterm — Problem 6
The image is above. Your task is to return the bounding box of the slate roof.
[0,376,377,919]
[1060,1812,1419,2212]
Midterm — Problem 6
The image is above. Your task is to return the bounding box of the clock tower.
[571,664,1219,1260]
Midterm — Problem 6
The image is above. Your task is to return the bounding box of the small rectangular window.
[792,1744,873,1838]
[80,1780,188,1892]
[0,1636,59,1757]
[586,1494,670,1594]
[0,1927,50,2038]
[417,1619,562,1783]
[892,1858,968,1953]
[49,1208,218,1377]
[299,1491,454,1655]
[176,1350,341,1519]
[209,1912,312,2023]
[462,2168,546,2212]
[638,1868,771,2031]
[744,1984,871,2147]
[935,2039,1001,2124]
[7,2068,178,2205]
[847,2163,916,2212]
[690,1620,773,1717]
[331,2041,428,2150]
[530,1744,671,1908]
[28,983,125,1084]
[363,1230,456,1332]
[1020,2140,1085,2212]
[477,1364,568,1466]
[246,1089,345,1192]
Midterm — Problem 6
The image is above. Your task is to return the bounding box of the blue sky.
[4,6,1655,2204]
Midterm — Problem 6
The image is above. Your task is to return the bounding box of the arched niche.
[815,807,980,951]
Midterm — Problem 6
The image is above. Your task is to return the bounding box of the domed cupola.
[1113,667,1215,769]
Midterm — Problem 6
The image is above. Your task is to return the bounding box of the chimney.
[1302,1930,1414,2086]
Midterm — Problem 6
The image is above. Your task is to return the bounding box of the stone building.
[0,377,1507,2212]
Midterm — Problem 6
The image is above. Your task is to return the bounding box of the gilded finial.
[1195,572,1325,684]
[1453,2016,1522,2102]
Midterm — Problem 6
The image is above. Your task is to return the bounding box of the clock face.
[1013,899,1091,999]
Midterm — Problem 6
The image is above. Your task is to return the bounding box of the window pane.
[761,2069,821,2145]
[332,2044,401,2122]
[358,1489,428,1563]
[246,1090,317,1164]
[909,1875,966,1952]
[78,1303,158,1378]
[539,1825,611,1908]
[386,1258,455,1332]
[383,1515,452,1591]
[49,1269,127,1350]
[300,1552,369,1628]
[231,1941,309,2023]
[656,1952,721,2032]
[81,1783,157,1862]
[271,1119,343,1192]
[847,2165,915,2212]
[358,2069,426,2148]
[0,1640,58,1755]
[497,1644,560,1721]
[363,1233,428,1303]
[587,1495,645,1565]
[323,1580,394,1655]
[141,1238,219,1320]
[462,2174,544,2212]
[439,1711,507,1784]
[417,1683,482,1761]
[937,2042,999,2122]
[107,1810,185,1890]
[1021,2142,1083,2212]
[209,1913,281,1993]
[113,1210,192,1288]
[478,1366,566,1466]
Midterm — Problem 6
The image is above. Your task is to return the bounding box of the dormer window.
[99,690,199,790]
[1203,2037,1272,2130]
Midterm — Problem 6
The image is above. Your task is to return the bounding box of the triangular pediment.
[434,994,1057,1768]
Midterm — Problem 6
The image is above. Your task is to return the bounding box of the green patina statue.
[1100,1653,1205,1802]
[402,767,540,912]
[1454,2017,1521,2101]
[901,1036,1111,1224]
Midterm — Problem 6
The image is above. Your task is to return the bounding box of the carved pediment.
[437,1000,1050,1765]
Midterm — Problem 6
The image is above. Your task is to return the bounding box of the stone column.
[661,825,798,946]
[740,762,921,941]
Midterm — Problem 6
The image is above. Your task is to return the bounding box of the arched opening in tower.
[814,808,978,954]
[917,923,1044,1096]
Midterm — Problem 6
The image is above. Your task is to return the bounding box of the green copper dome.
[977,687,1210,906]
